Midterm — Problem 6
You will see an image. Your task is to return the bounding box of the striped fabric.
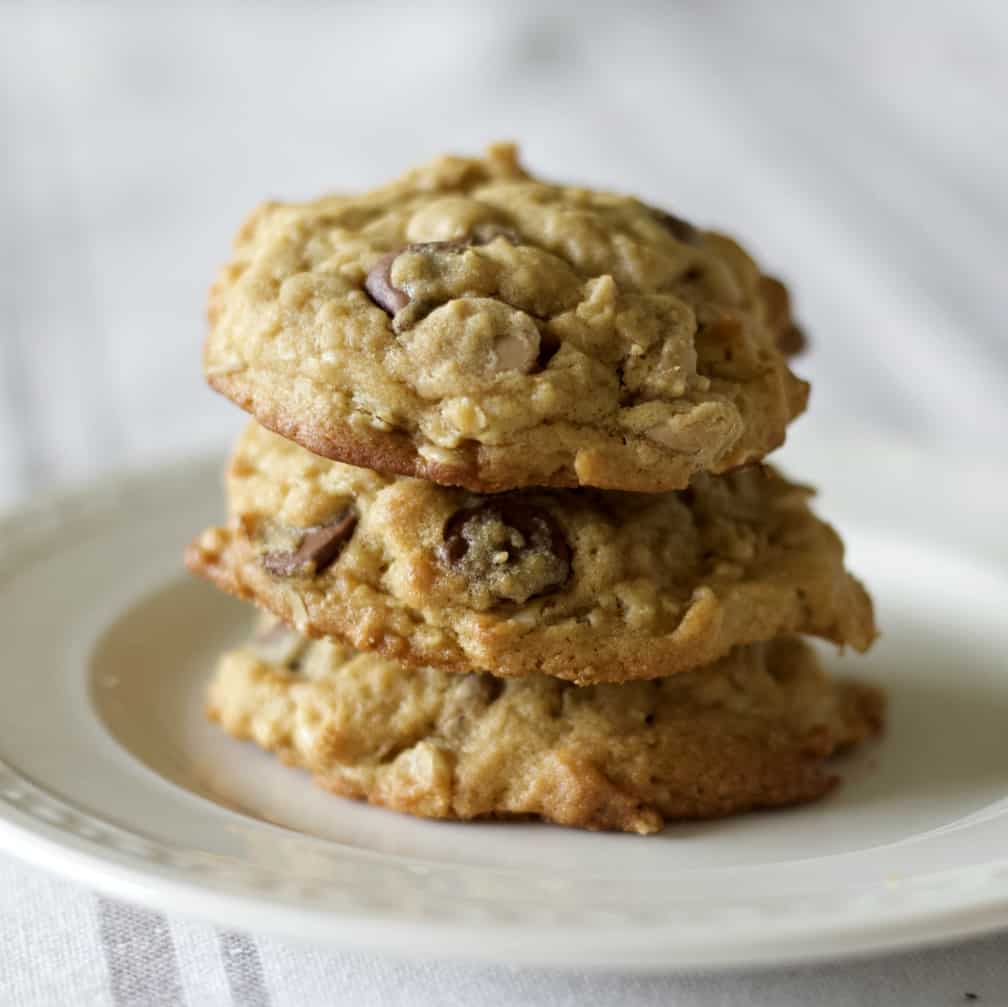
[1,1,1006,1003]
[2,860,1008,1006]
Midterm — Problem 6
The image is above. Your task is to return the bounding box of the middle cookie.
[187,423,876,684]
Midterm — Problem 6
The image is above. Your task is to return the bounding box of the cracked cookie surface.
[208,624,884,834]
[186,423,876,684]
[204,144,808,492]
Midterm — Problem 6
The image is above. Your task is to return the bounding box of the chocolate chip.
[263,509,357,578]
[442,526,470,565]
[364,241,472,316]
[650,207,699,244]
[440,500,571,601]
[364,251,410,314]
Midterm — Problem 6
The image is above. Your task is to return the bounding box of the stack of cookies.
[186,144,883,834]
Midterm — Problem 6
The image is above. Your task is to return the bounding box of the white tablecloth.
[2,2,1007,1003]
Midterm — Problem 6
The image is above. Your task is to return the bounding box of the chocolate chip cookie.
[186,423,876,684]
[208,622,883,834]
[203,144,809,493]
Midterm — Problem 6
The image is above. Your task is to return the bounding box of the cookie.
[208,623,884,834]
[203,143,809,493]
[186,423,876,684]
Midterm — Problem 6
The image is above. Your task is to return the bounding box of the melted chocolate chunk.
[364,240,471,315]
[364,251,410,314]
[440,500,571,601]
[263,509,358,577]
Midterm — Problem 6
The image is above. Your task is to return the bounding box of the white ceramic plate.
[1,424,1007,972]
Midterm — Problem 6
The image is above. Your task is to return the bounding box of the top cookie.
[204,144,809,493]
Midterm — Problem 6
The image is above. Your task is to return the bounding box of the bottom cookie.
[208,622,884,835]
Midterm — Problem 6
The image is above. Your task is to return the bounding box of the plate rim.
[3,775,1008,972]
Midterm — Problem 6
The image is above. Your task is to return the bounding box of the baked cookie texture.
[208,623,884,834]
[203,143,809,493]
[186,423,876,685]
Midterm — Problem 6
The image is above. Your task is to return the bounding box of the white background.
[2,2,1007,1004]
